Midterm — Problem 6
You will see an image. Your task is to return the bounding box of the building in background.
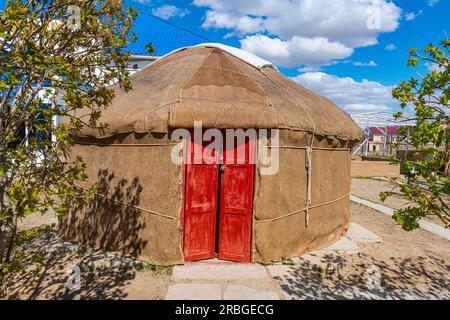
[367,126,400,153]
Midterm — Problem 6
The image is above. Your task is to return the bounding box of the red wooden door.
[183,137,219,262]
[218,136,255,262]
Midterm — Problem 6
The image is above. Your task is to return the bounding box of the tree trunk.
[0,223,9,264]
[4,217,17,264]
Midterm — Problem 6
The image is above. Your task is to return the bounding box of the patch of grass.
[134,261,173,276]
[313,264,337,279]
[354,176,388,181]
[354,175,375,180]
[281,259,294,265]
[316,266,325,273]
[151,265,173,276]
[15,225,53,246]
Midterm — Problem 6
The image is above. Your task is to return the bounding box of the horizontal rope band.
[75,142,179,147]
[266,145,350,151]
[255,193,350,223]
[75,184,178,220]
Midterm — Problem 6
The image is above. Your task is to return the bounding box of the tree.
[382,35,450,231]
[145,41,155,55]
[0,0,136,297]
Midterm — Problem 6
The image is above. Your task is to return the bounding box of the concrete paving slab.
[223,285,280,300]
[173,264,269,281]
[321,237,361,254]
[165,283,222,300]
[346,222,383,243]
[266,265,294,278]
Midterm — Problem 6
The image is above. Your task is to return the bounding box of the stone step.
[172,264,270,281]
[165,283,222,300]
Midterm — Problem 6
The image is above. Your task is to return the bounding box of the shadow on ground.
[274,253,450,300]
[5,232,142,300]
[5,170,154,300]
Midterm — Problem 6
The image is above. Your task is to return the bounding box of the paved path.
[350,194,450,241]
[164,223,382,300]
[165,261,283,300]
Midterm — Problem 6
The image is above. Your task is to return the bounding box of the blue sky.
[1,0,449,117]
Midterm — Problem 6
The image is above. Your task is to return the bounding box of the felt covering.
[71,46,361,141]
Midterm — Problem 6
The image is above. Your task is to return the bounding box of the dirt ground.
[5,200,449,300]
[349,202,449,299]
[3,167,449,299]
[351,177,448,227]
[351,160,400,178]
[351,177,409,209]
[273,202,450,299]
[4,233,171,300]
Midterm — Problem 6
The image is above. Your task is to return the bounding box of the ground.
[4,201,449,300]
[3,233,171,300]
[269,203,450,299]
[351,177,449,227]
[2,160,449,300]
[351,160,400,178]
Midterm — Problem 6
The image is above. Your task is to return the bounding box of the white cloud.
[298,66,323,73]
[425,62,445,72]
[405,10,423,21]
[405,12,416,21]
[132,0,151,4]
[202,11,263,34]
[428,0,439,6]
[353,60,378,67]
[193,0,402,68]
[344,104,391,112]
[152,5,190,20]
[385,43,396,51]
[240,35,353,68]
[291,72,395,114]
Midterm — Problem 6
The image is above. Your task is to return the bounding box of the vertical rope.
[305,146,313,227]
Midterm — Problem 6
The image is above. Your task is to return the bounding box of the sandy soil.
[17,212,58,231]
[4,174,448,300]
[3,233,171,300]
[273,203,450,299]
[351,178,410,209]
[351,177,448,227]
[351,160,400,178]
[349,202,450,298]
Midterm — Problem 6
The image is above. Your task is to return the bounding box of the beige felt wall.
[252,130,352,263]
[60,133,184,265]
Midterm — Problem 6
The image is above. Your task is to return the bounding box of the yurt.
[61,44,362,265]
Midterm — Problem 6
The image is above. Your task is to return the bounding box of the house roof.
[368,126,400,135]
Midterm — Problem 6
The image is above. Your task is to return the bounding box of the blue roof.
[127,12,211,56]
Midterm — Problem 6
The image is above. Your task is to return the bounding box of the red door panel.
[184,138,219,262]
[218,137,255,262]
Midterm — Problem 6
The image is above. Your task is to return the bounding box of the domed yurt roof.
[76,43,362,140]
